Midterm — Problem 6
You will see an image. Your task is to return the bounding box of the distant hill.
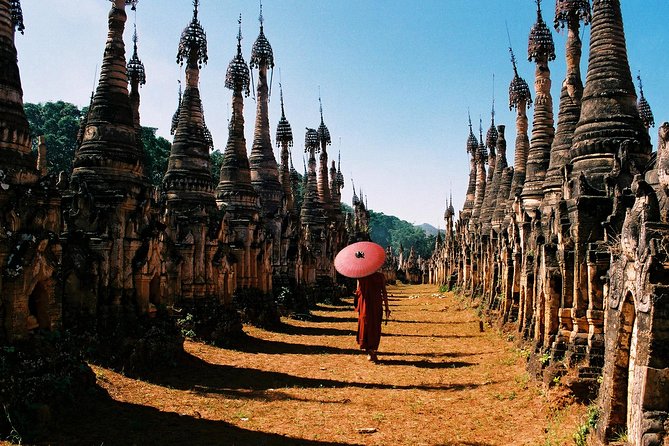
[417,223,444,236]
[368,211,438,259]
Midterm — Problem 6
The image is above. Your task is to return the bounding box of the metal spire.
[466,110,478,154]
[508,42,532,111]
[486,74,498,149]
[127,21,146,87]
[10,0,25,33]
[171,80,182,135]
[177,0,208,69]
[108,0,138,11]
[259,0,264,30]
[317,89,331,146]
[637,71,655,129]
[225,15,251,97]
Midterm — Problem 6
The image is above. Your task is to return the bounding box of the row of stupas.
[0,0,349,344]
[428,1,668,444]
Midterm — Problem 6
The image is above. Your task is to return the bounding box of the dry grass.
[4,284,587,445]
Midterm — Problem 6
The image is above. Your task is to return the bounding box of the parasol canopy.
[334,242,386,279]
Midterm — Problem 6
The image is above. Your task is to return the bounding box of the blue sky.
[15,1,669,228]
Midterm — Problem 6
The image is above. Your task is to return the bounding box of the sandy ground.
[5,284,588,445]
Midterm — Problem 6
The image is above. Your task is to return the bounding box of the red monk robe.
[355,271,389,352]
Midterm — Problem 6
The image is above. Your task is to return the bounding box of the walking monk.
[355,271,391,362]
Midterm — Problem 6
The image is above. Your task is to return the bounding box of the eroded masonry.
[428,1,668,444]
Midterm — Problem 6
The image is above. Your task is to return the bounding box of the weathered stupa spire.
[461,112,479,221]
[71,0,147,194]
[163,0,214,208]
[636,72,654,131]
[249,0,282,217]
[276,82,294,213]
[543,0,590,195]
[216,14,258,210]
[521,0,556,211]
[480,76,499,231]
[470,118,488,226]
[506,44,532,212]
[570,0,651,190]
[127,21,146,136]
[317,92,333,213]
[0,0,36,184]
[301,128,324,224]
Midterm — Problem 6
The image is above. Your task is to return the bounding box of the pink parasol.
[334,241,386,279]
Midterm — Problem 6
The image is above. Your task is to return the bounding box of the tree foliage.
[141,127,171,186]
[24,101,81,175]
[369,210,436,259]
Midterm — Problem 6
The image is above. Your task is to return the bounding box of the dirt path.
[40,284,586,445]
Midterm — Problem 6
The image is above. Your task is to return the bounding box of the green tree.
[24,101,81,174]
[369,210,435,259]
[141,127,171,186]
[210,149,224,181]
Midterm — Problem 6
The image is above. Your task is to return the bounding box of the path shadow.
[276,323,357,337]
[313,303,353,312]
[51,391,360,446]
[374,358,476,369]
[230,336,361,355]
[148,353,480,393]
[390,319,476,325]
[383,333,478,339]
[310,314,358,324]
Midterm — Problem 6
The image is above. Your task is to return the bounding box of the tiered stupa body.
[505,49,532,220]
[460,116,479,223]
[564,0,652,383]
[298,129,326,284]
[274,83,299,286]
[470,123,488,229]
[317,99,332,215]
[248,8,282,218]
[0,0,62,341]
[479,105,499,233]
[543,0,590,201]
[520,1,556,212]
[162,0,221,301]
[66,0,157,311]
[541,0,590,357]
[216,19,267,292]
[248,9,282,291]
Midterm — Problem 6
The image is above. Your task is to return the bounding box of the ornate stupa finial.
[170,80,182,135]
[275,82,294,146]
[637,71,655,129]
[259,0,264,29]
[225,14,251,97]
[317,90,332,146]
[127,22,146,87]
[250,0,274,69]
[554,0,591,30]
[478,116,488,161]
[528,0,556,63]
[486,74,498,149]
[351,178,359,205]
[508,44,532,110]
[177,0,208,69]
[337,148,344,187]
[305,127,319,153]
[108,0,138,11]
[466,111,478,154]
[10,0,25,33]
